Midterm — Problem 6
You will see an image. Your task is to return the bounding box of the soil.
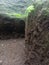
[0,38,25,65]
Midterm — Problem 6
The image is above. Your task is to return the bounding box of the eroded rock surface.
[25,13,49,65]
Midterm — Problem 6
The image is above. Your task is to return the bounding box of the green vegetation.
[7,0,49,18]
[1,0,49,19]
[5,5,35,18]
[25,5,35,16]
[31,0,49,17]
[6,13,26,18]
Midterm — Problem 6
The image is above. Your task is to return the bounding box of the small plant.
[25,5,35,16]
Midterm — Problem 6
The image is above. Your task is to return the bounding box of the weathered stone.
[25,11,49,65]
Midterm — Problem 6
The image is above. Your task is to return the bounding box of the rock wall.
[25,12,49,65]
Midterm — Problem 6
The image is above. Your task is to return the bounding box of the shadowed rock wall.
[0,14,25,39]
[25,12,49,65]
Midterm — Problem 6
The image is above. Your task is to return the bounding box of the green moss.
[5,5,35,18]
[25,5,34,13]
[10,13,22,18]
[25,5,35,16]
[6,13,21,18]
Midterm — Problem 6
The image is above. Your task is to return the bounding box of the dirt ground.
[0,38,25,65]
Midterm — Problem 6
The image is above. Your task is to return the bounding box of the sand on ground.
[0,38,25,65]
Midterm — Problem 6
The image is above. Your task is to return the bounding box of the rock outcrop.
[25,10,49,65]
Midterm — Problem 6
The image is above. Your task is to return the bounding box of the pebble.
[0,60,2,65]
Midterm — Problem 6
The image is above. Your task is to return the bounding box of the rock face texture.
[25,12,49,65]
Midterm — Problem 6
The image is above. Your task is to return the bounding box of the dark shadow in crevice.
[0,14,25,40]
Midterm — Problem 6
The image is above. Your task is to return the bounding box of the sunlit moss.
[10,13,22,18]
[6,13,27,18]
[5,5,35,18]
[6,13,22,18]
[6,4,49,18]
[25,5,35,16]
